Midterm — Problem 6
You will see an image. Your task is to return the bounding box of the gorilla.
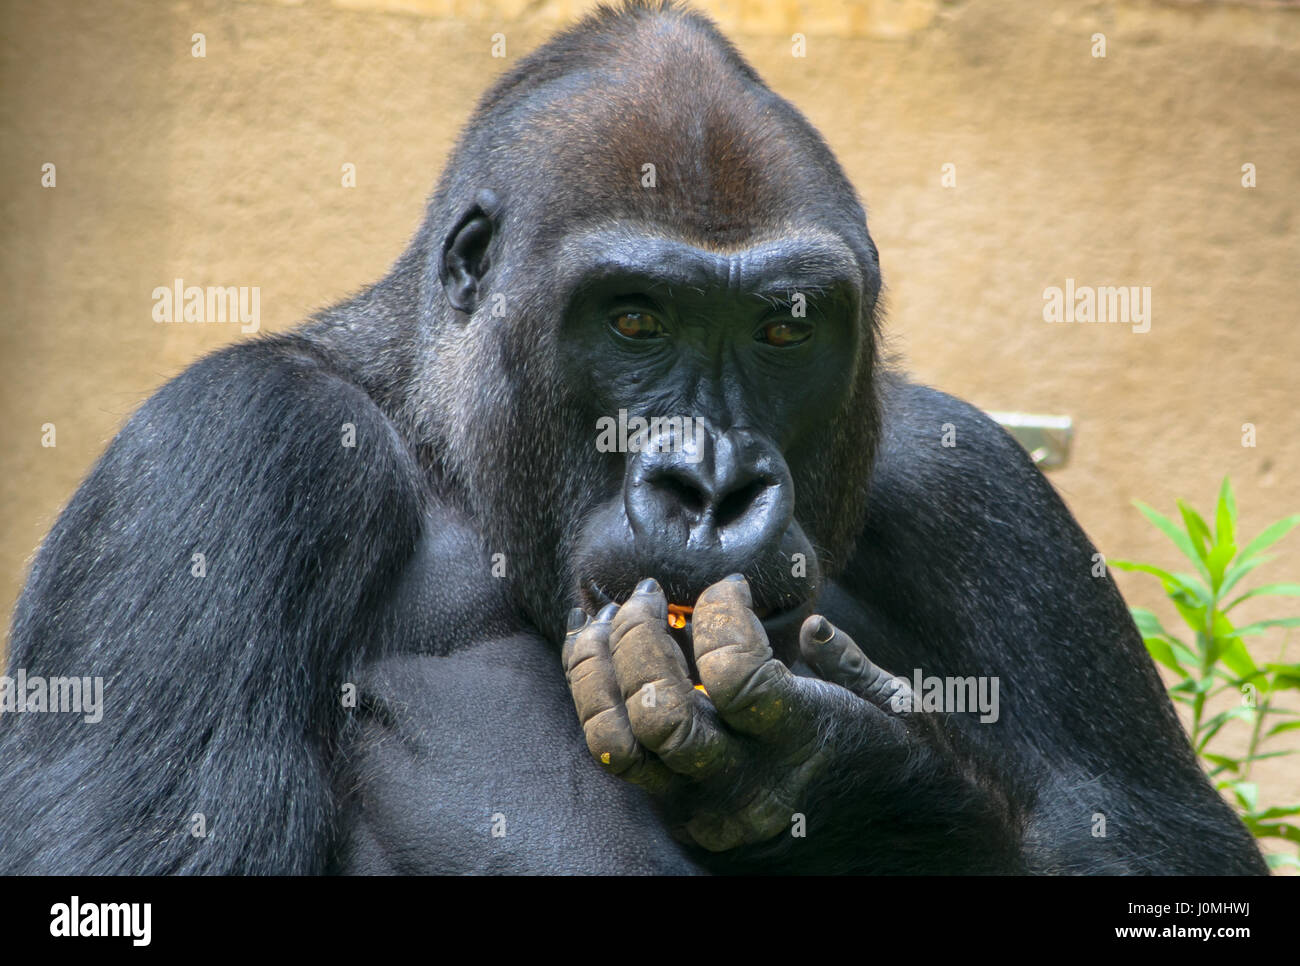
[0,0,1265,874]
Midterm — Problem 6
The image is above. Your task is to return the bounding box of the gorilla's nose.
[625,425,793,563]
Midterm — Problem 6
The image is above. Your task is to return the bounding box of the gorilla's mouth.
[582,579,806,626]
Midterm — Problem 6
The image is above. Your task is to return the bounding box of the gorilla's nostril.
[715,478,769,528]
[650,471,707,514]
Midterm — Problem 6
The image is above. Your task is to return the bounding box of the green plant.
[1112,477,1300,872]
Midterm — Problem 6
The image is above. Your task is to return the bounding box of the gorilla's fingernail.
[597,603,619,622]
[725,573,747,583]
[811,616,835,644]
[566,608,587,633]
[635,577,660,595]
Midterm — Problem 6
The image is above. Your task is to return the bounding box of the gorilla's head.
[408,1,882,652]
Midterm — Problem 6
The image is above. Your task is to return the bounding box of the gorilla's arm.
[0,337,423,874]
[838,382,1266,874]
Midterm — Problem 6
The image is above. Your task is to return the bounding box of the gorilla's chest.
[335,637,703,874]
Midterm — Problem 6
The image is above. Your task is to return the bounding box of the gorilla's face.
[427,10,882,651]
[552,227,866,649]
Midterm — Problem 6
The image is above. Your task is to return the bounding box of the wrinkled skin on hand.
[561,574,931,852]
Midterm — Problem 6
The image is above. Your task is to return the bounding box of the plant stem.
[1243,634,1289,782]
[1192,600,1217,749]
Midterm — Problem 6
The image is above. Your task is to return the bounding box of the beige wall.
[2,0,1298,860]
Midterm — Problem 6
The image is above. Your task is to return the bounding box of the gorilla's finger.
[609,579,732,776]
[560,606,589,669]
[564,605,673,789]
[798,615,911,712]
[608,578,690,692]
[691,575,805,737]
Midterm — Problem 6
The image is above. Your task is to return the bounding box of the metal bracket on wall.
[987,412,1074,470]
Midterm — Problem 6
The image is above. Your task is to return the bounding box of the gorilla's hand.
[562,575,934,852]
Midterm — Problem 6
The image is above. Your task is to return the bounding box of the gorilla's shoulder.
[865,374,1073,550]
[138,336,520,654]
[132,334,388,440]
[875,374,1038,487]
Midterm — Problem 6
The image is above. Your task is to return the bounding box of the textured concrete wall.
[2,0,1298,856]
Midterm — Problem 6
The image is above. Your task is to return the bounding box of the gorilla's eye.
[610,311,666,340]
[757,320,813,347]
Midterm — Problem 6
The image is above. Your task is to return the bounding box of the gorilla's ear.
[440,189,501,314]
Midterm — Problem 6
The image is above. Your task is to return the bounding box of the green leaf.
[1244,749,1296,763]
[1228,781,1259,812]
[1170,640,1198,666]
[1234,617,1300,637]
[1250,823,1300,845]
[1224,583,1300,612]
[1196,706,1255,750]
[1219,638,1260,679]
[1266,721,1300,737]
[1204,677,1245,697]
[1170,594,1208,637]
[1265,664,1300,692]
[1134,501,1214,584]
[1112,562,1211,603]
[1254,804,1300,821]
[1203,753,1241,774]
[1130,606,1158,628]
[1173,573,1212,600]
[1131,606,1171,638]
[1236,514,1300,564]
[1178,500,1213,561]
[1130,609,1197,664]
[1265,853,1300,870]
[1219,554,1277,599]
[1143,637,1190,677]
[1205,706,1256,728]
[1215,477,1237,549]
[1206,609,1258,678]
[1206,542,1237,588]
[1210,670,1268,694]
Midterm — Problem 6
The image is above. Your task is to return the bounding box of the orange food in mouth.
[666,604,693,629]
